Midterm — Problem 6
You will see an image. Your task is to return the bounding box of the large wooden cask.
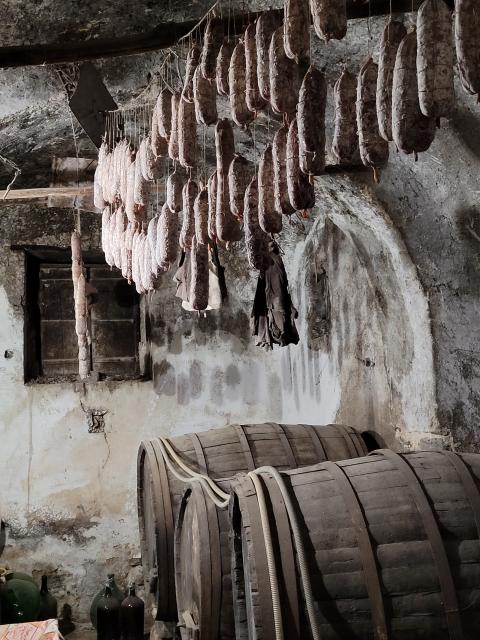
[138,423,368,622]
[230,450,480,640]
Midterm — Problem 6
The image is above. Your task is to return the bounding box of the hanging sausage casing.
[245,22,267,112]
[190,236,210,311]
[269,27,301,118]
[256,11,282,102]
[284,0,310,63]
[392,30,436,156]
[228,153,254,220]
[201,17,224,81]
[207,171,218,241]
[229,41,255,128]
[357,58,389,181]
[332,68,358,163]
[178,97,198,169]
[215,119,242,242]
[168,92,180,161]
[258,145,282,233]
[216,40,234,97]
[151,106,168,158]
[156,202,178,270]
[194,186,210,245]
[166,171,184,213]
[310,0,347,42]
[417,0,454,118]
[297,65,327,176]
[180,179,198,250]
[244,176,271,271]
[156,88,173,141]
[182,45,201,104]
[272,126,295,216]
[376,20,407,141]
[455,0,480,99]
[287,118,315,211]
[193,65,218,126]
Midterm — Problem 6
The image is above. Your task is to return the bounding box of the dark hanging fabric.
[174,249,190,304]
[251,244,299,349]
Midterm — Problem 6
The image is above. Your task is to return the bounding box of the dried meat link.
[272,126,295,216]
[168,92,180,161]
[94,162,105,210]
[194,186,210,245]
[258,144,282,233]
[215,118,235,173]
[244,176,270,271]
[298,65,327,176]
[376,20,407,141]
[142,237,155,291]
[216,40,234,97]
[151,105,168,158]
[180,179,198,250]
[125,160,137,221]
[310,0,347,42]
[216,169,243,243]
[147,214,159,258]
[156,202,179,269]
[193,65,218,126]
[455,0,480,98]
[229,41,255,129]
[392,31,436,156]
[134,155,151,207]
[269,27,301,118]
[207,171,218,240]
[356,58,389,180]
[120,146,133,204]
[101,207,110,252]
[284,0,310,63]
[183,45,201,103]
[140,137,155,182]
[71,231,82,263]
[228,153,254,220]
[178,97,198,169]
[245,22,267,112]
[167,171,184,213]
[157,88,173,140]
[190,236,210,311]
[201,17,224,80]
[332,68,358,163]
[286,118,315,210]
[417,0,454,119]
[256,11,282,102]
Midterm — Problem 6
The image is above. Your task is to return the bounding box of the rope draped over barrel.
[137,422,369,623]
[228,450,480,640]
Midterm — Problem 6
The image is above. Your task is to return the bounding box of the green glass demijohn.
[96,585,120,640]
[1,571,40,622]
[120,585,144,640]
[90,574,125,629]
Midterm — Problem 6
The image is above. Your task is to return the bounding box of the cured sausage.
[101,207,110,255]
[168,92,180,161]
[139,137,155,182]
[272,125,295,216]
[193,65,218,126]
[228,153,254,220]
[151,106,168,157]
[201,17,224,81]
[180,179,198,250]
[455,0,480,99]
[332,68,358,163]
[215,119,242,242]
[166,170,183,213]
[120,144,133,205]
[392,30,436,157]
[357,58,389,181]
[147,214,159,275]
[376,20,407,141]
[207,171,218,241]
[245,22,267,112]
[297,65,326,176]
[156,88,173,141]
[287,118,315,211]
[182,45,201,103]
[194,186,210,245]
[269,27,301,118]
[284,0,310,63]
[190,236,209,311]
[156,202,178,270]
[310,0,347,42]
[256,11,282,102]
[244,176,271,271]
[125,160,136,222]
[229,42,255,129]
[178,97,198,169]
[134,154,150,208]
[417,0,454,118]
[216,40,234,97]
[258,144,282,233]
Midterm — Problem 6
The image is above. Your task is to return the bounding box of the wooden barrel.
[230,450,480,640]
[138,423,368,622]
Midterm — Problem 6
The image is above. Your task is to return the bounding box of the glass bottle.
[96,585,120,640]
[38,575,58,620]
[90,574,125,629]
[120,585,144,640]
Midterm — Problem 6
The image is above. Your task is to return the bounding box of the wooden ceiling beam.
[0,0,454,69]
